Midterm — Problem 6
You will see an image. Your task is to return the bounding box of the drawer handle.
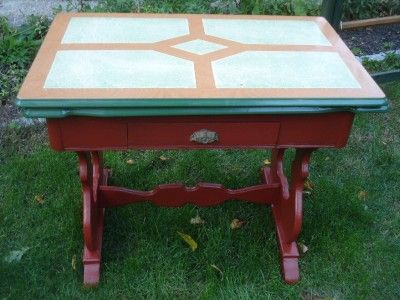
[190,129,219,144]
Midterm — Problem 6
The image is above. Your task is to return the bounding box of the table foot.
[273,209,301,284]
[262,148,316,284]
[83,257,101,287]
[281,257,299,284]
[82,206,104,287]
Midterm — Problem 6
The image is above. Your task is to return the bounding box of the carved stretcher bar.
[17,13,387,286]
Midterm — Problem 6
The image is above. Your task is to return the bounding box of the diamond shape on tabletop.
[172,39,227,55]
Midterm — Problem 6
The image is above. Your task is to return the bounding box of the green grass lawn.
[0,82,399,299]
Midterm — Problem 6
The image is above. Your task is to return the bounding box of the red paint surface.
[78,152,109,287]
[55,113,354,286]
[76,147,316,286]
[100,182,280,208]
[47,113,354,151]
[128,121,280,147]
[264,148,315,283]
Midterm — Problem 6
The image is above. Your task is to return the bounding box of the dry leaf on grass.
[126,159,135,165]
[357,190,368,200]
[263,159,271,165]
[4,247,29,263]
[71,255,77,271]
[300,291,330,300]
[159,155,169,161]
[298,242,309,254]
[34,195,44,205]
[177,232,198,251]
[304,179,315,191]
[230,218,245,230]
[210,264,224,280]
[190,215,205,225]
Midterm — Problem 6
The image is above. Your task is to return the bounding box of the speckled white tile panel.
[62,17,189,43]
[172,39,227,55]
[44,50,196,88]
[203,19,331,46]
[212,51,360,89]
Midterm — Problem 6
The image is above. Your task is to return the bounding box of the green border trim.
[21,105,389,118]
[16,97,388,109]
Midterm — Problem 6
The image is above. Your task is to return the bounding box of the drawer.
[47,113,353,151]
[128,121,280,148]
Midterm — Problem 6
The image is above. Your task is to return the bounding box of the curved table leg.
[262,148,316,284]
[77,151,109,287]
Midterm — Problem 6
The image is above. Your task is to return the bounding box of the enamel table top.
[17,13,387,117]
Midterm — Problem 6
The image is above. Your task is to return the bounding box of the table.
[17,13,387,286]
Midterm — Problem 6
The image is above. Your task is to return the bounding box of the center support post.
[77,147,315,286]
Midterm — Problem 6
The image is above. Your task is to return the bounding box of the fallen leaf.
[71,255,77,271]
[357,190,368,200]
[300,291,328,300]
[210,264,224,280]
[126,159,135,165]
[4,247,29,263]
[263,159,271,165]
[230,218,245,230]
[190,215,205,225]
[159,155,169,161]
[34,195,44,205]
[304,179,315,191]
[177,232,197,251]
[298,242,309,254]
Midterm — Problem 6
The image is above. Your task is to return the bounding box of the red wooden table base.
[77,147,315,286]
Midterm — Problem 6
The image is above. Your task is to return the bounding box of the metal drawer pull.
[190,129,219,144]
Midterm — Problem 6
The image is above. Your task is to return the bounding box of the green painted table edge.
[18,104,389,118]
[16,97,389,118]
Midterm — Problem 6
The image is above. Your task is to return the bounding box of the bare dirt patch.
[340,23,400,55]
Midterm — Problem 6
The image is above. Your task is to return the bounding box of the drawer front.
[128,121,280,148]
[47,113,353,151]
